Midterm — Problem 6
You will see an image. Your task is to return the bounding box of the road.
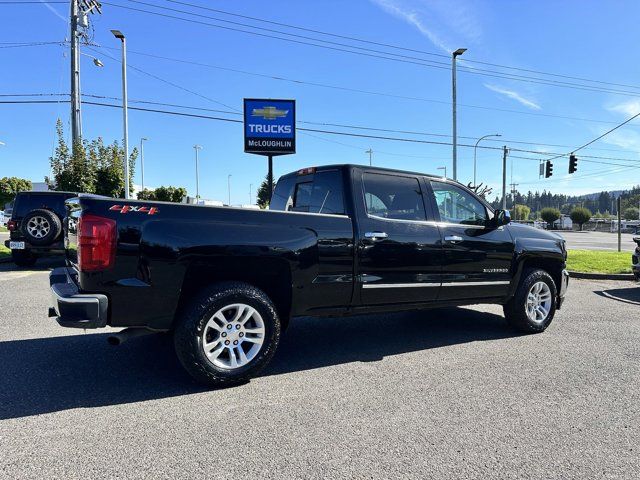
[555,230,636,252]
[0,260,638,479]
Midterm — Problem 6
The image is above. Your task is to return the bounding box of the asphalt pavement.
[557,230,636,252]
[0,260,638,479]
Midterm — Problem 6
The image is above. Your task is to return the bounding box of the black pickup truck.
[49,164,569,387]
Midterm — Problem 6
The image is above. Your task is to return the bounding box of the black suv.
[5,191,77,267]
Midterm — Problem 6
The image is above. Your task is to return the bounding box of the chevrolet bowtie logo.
[251,106,289,120]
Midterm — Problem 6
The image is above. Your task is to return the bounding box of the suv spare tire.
[21,209,62,246]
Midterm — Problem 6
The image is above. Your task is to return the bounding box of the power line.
[96,1,640,98]
[91,43,638,128]
[164,0,640,93]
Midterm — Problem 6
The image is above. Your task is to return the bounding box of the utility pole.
[227,175,232,206]
[69,1,101,144]
[510,183,519,211]
[451,47,466,181]
[249,183,253,205]
[501,146,509,210]
[70,0,82,143]
[365,148,373,166]
[193,145,202,201]
[617,197,622,252]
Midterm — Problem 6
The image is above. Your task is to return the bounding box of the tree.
[0,177,32,207]
[623,207,639,221]
[570,207,592,231]
[513,204,531,221]
[48,119,137,197]
[137,186,187,203]
[540,207,561,229]
[256,175,276,208]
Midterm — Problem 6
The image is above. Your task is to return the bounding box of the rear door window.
[363,173,426,221]
[272,170,345,215]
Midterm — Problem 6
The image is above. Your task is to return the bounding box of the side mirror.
[494,209,511,227]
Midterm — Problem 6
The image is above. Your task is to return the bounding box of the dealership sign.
[244,98,296,155]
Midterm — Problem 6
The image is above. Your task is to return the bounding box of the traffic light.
[545,160,553,178]
[569,154,578,174]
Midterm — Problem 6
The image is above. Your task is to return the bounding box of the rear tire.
[174,282,281,387]
[12,249,37,268]
[503,268,557,333]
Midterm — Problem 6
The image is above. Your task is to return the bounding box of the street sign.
[244,98,296,155]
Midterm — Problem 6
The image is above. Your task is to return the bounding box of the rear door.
[271,168,354,311]
[354,170,442,306]
[427,180,514,301]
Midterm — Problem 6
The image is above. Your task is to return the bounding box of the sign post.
[244,98,296,205]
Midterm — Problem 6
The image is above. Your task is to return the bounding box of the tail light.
[7,220,17,232]
[78,214,117,272]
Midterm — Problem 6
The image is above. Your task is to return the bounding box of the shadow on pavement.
[0,307,515,420]
[595,286,640,305]
[0,256,65,272]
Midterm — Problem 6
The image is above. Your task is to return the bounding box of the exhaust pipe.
[107,328,155,346]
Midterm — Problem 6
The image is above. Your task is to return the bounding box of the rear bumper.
[557,269,569,309]
[49,267,108,329]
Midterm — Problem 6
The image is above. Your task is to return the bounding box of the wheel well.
[176,257,293,329]
[520,257,563,291]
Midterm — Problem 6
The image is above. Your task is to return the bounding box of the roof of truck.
[283,164,450,181]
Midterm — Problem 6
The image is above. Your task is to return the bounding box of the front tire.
[174,282,281,387]
[504,268,557,333]
[12,249,37,268]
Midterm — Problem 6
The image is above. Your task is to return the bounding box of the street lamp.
[473,133,501,187]
[452,47,466,182]
[437,166,447,178]
[140,137,148,192]
[193,145,202,201]
[111,29,129,199]
[227,175,232,206]
[365,148,373,166]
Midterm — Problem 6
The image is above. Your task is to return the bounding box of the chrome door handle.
[444,235,463,243]
[365,231,388,241]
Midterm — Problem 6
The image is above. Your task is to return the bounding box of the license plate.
[10,241,25,250]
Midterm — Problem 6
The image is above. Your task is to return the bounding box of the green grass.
[566,249,632,274]
[0,245,9,259]
[0,226,7,233]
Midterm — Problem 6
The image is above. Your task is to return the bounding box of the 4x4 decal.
[109,205,158,215]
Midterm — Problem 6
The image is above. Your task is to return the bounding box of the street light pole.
[140,137,148,192]
[111,30,129,199]
[193,145,202,201]
[473,133,501,187]
[452,47,466,182]
[249,183,253,205]
[437,166,447,178]
[227,175,232,206]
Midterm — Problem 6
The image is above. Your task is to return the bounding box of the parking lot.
[558,230,636,252]
[0,260,638,479]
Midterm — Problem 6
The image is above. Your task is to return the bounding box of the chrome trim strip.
[365,213,488,229]
[442,281,510,286]
[362,283,441,289]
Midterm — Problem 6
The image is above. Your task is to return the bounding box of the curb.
[568,271,636,281]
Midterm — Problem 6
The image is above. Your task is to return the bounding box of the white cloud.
[484,84,541,110]
[607,99,640,117]
[40,0,68,23]
[370,0,451,52]
[369,0,481,54]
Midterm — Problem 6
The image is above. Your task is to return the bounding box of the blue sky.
[1,0,640,203]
